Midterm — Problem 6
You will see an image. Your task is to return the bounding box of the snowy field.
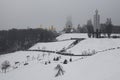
[29,40,75,51]
[56,33,88,41]
[66,38,120,55]
[0,49,120,80]
[0,33,120,80]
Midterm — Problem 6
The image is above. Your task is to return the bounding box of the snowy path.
[59,39,84,52]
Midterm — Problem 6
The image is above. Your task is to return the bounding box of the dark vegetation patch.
[0,28,58,55]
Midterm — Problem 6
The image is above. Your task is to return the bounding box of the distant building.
[93,10,100,32]
[49,25,56,32]
[63,16,75,33]
[66,16,73,29]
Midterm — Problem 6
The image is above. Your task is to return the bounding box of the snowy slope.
[66,38,120,55]
[0,48,120,80]
[63,49,120,80]
[0,51,42,65]
[29,40,75,51]
[1,38,120,80]
[56,33,88,41]
[0,50,82,80]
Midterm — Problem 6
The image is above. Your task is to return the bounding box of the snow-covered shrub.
[13,61,20,69]
[37,54,41,61]
[82,50,89,55]
[91,49,96,55]
[82,49,96,56]
[38,47,40,50]
[1,60,11,73]
[42,46,46,50]
[42,53,46,58]
[32,56,36,60]
[26,55,30,61]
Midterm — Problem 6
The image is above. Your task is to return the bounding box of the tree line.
[86,18,113,38]
[63,18,120,38]
[0,28,58,55]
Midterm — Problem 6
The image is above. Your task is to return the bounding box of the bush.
[1,60,11,73]
[82,49,96,56]
[63,59,68,64]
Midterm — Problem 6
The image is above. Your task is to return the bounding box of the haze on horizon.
[0,0,120,31]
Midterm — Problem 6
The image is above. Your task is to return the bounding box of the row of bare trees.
[86,18,113,38]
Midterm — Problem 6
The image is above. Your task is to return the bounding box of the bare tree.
[105,18,113,38]
[86,19,94,38]
[54,64,65,77]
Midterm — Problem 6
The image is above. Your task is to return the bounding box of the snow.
[66,38,120,55]
[56,33,88,41]
[1,37,120,80]
[63,49,120,80]
[111,34,120,37]
[1,49,120,80]
[0,50,83,80]
[29,40,75,51]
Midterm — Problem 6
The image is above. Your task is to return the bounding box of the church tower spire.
[93,9,100,32]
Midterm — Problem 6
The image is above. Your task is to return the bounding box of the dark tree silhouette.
[63,59,68,64]
[0,28,58,55]
[86,20,94,38]
[69,58,72,62]
[105,18,113,38]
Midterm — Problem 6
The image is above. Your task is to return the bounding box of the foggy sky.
[0,0,120,31]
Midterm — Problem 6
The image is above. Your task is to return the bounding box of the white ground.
[0,33,120,80]
[29,40,75,51]
[56,33,88,41]
[66,38,120,55]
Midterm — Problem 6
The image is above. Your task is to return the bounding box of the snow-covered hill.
[63,49,120,80]
[66,38,120,55]
[29,40,75,51]
[0,37,120,80]
[0,49,120,80]
[56,33,88,41]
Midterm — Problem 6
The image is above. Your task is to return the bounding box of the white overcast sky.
[0,0,120,31]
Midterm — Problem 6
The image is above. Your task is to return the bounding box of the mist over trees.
[0,28,58,55]
[86,20,94,38]
[85,18,114,38]
[105,18,113,38]
[76,24,88,33]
